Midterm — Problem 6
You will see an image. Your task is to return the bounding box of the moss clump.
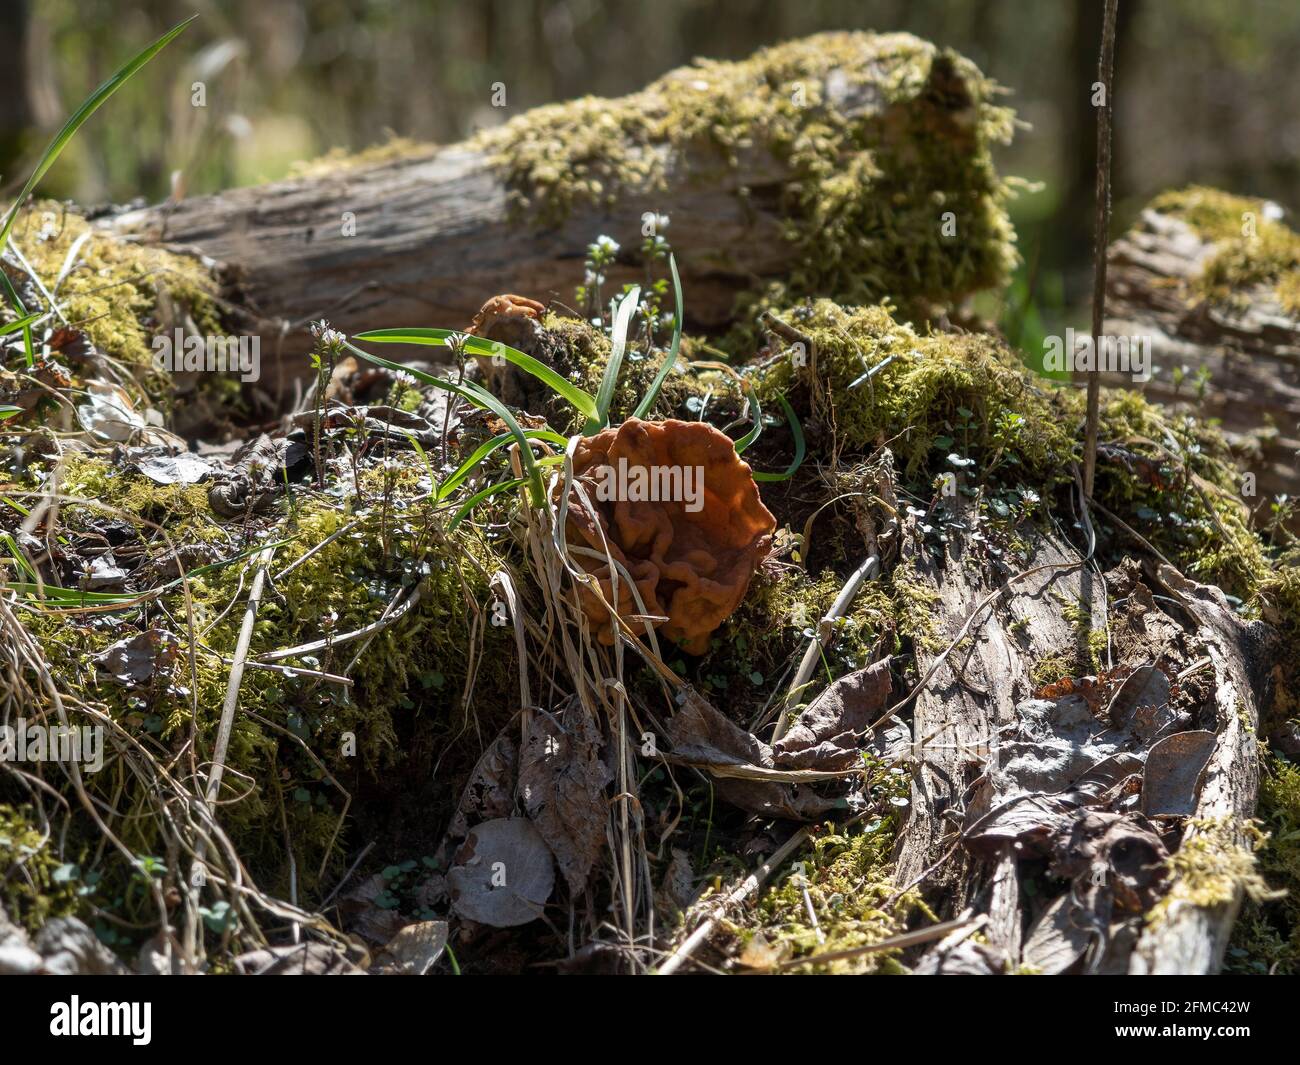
[758,300,1077,481]
[536,312,709,431]
[476,32,1018,322]
[1257,565,1300,644]
[1148,186,1300,315]
[22,445,518,909]
[288,135,430,179]
[0,805,80,932]
[890,558,940,652]
[1228,755,1300,973]
[752,782,927,972]
[6,202,223,373]
[758,301,1287,608]
[1091,388,1276,595]
[1151,818,1275,923]
[58,453,227,546]
[685,565,892,716]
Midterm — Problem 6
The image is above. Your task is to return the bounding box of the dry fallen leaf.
[1141,730,1216,816]
[371,920,449,975]
[447,818,555,928]
[519,702,611,896]
[774,658,892,770]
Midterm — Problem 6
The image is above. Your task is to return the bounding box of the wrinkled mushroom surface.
[566,417,776,653]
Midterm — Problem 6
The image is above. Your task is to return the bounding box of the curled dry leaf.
[1022,893,1093,975]
[93,629,180,687]
[76,381,183,449]
[774,658,892,770]
[371,920,449,975]
[338,873,408,946]
[131,450,213,485]
[665,688,837,820]
[231,942,364,975]
[1140,730,1216,816]
[1106,663,1175,740]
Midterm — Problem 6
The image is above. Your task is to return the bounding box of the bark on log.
[97,31,1015,381]
[1104,204,1300,504]
[891,497,1277,974]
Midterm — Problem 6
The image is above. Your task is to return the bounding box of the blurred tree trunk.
[0,0,33,193]
[1055,0,1139,301]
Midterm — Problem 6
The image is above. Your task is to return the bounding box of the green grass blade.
[448,478,527,531]
[0,311,42,337]
[3,582,143,605]
[355,327,598,420]
[0,532,39,581]
[753,394,806,482]
[733,382,763,453]
[586,284,640,435]
[632,254,683,420]
[0,271,36,367]
[0,405,24,421]
[344,340,548,507]
[0,15,197,255]
[436,428,566,503]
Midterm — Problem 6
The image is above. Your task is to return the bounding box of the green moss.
[476,32,1018,322]
[6,202,223,373]
[537,312,707,430]
[1092,389,1273,595]
[755,301,1287,613]
[890,558,940,651]
[59,454,226,545]
[22,444,519,908]
[1148,186,1300,315]
[1058,593,1107,674]
[1151,817,1275,921]
[1031,652,1077,690]
[288,135,429,179]
[1228,755,1300,973]
[753,778,928,972]
[0,805,80,932]
[758,300,1077,482]
[687,565,892,714]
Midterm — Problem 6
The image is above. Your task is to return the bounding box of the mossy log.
[1104,188,1300,504]
[100,32,1016,375]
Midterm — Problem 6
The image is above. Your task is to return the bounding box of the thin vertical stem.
[1084,0,1119,499]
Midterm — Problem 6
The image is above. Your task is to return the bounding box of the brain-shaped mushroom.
[565,418,776,654]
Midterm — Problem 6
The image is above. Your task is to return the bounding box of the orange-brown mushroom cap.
[565,418,776,654]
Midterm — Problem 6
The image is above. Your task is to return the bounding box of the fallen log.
[890,493,1278,974]
[100,31,1017,378]
[1104,187,1300,505]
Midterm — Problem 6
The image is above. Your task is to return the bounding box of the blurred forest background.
[2,0,1298,331]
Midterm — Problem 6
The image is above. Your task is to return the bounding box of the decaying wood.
[889,494,1277,974]
[1129,565,1274,974]
[893,504,1103,918]
[1104,206,1300,503]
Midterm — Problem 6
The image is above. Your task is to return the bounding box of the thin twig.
[656,826,811,975]
[1083,0,1119,499]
